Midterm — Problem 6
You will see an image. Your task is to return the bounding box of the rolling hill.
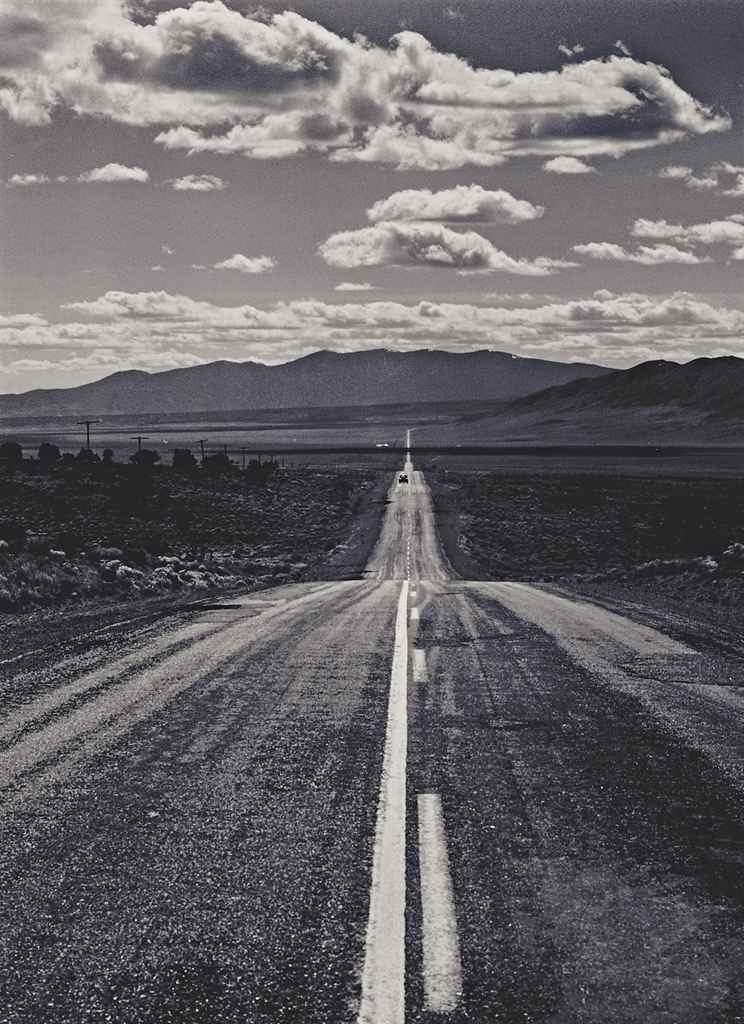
[0,349,608,421]
[417,356,744,444]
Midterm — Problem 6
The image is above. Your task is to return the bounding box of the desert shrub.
[25,533,52,555]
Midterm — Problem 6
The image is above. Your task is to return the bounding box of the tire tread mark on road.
[458,583,744,1022]
[0,581,399,1024]
[0,582,385,808]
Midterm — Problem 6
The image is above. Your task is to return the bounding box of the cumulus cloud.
[7,172,50,186]
[573,241,708,265]
[543,156,596,174]
[721,175,744,198]
[213,253,276,273]
[77,163,149,183]
[657,164,717,191]
[166,173,227,191]
[334,282,377,291]
[631,218,744,246]
[614,40,632,57]
[0,3,729,170]
[558,42,585,59]
[319,222,574,275]
[5,288,744,381]
[657,161,744,197]
[367,185,543,224]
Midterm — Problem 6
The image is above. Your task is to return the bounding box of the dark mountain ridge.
[508,356,744,417]
[422,356,744,444]
[0,348,608,420]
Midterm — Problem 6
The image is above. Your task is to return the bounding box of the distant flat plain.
[3,401,744,475]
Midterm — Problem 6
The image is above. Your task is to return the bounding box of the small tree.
[0,441,23,467]
[102,448,115,465]
[37,442,61,467]
[75,447,100,464]
[172,447,198,471]
[130,448,160,467]
[203,451,233,473]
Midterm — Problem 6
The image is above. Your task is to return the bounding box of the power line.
[76,419,101,451]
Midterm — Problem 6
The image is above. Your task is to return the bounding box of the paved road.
[3,442,744,1022]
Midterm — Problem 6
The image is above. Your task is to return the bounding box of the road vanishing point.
[3,433,744,1023]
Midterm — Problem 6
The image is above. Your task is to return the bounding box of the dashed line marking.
[358,580,409,1024]
[413,648,427,683]
[417,793,463,1014]
[410,606,420,623]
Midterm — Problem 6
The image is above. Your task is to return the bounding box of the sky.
[1,0,744,393]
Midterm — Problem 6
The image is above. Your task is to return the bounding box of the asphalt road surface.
[3,441,744,1023]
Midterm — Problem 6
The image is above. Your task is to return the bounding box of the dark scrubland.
[0,453,390,617]
[427,462,744,641]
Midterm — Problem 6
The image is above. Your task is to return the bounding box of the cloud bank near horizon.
[3,288,744,386]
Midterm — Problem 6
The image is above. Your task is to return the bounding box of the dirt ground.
[425,464,744,641]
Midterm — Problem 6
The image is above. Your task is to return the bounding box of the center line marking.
[413,648,427,683]
[358,580,409,1024]
[417,793,463,1014]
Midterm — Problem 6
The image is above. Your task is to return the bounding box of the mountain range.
[3,350,743,443]
[0,349,608,421]
[424,356,744,444]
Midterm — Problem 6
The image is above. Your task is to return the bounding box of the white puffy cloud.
[721,175,744,198]
[7,172,51,187]
[632,218,744,246]
[558,42,585,59]
[319,222,574,275]
[658,165,691,180]
[367,185,543,224]
[657,164,718,191]
[213,253,276,273]
[614,40,632,57]
[4,288,744,380]
[0,3,729,169]
[334,282,377,291]
[573,242,708,264]
[657,161,744,197]
[166,174,227,191]
[543,156,596,174]
[77,163,149,183]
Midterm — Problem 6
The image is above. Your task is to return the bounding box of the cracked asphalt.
[3,447,744,1022]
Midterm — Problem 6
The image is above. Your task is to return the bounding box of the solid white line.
[413,648,427,683]
[417,793,462,1013]
[358,580,409,1024]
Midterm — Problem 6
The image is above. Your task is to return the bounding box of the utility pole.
[130,435,149,453]
[77,419,100,452]
[240,447,248,470]
[198,439,207,464]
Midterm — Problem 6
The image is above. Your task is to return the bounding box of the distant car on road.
[398,473,408,483]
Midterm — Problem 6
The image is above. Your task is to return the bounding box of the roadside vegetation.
[428,467,744,630]
[0,440,387,614]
